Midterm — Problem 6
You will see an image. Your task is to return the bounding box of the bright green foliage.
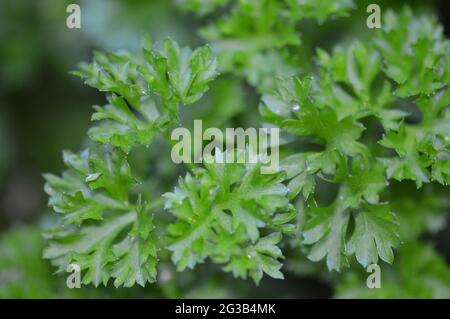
[74,38,218,109]
[139,38,218,107]
[73,38,218,152]
[370,8,450,188]
[345,158,386,207]
[333,185,450,298]
[164,156,295,284]
[375,8,450,98]
[0,226,193,298]
[315,42,396,126]
[260,73,371,157]
[302,197,350,271]
[260,8,449,272]
[43,147,158,287]
[41,4,450,293]
[88,95,160,152]
[279,152,319,200]
[301,191,399,271]
[347,203,400,267]
[379,125,449,187]
[73,51,143,108]
[44,210,157,288]
[44,149,133,225]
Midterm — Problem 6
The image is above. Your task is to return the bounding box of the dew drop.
[292,104,301,112]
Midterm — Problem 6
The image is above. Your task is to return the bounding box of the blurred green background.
[0,0,449,298]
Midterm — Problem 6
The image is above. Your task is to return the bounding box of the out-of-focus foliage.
[336,242,450,298]
[182,0,357,92]
[0,226,54,298]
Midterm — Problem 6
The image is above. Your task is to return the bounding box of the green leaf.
[261,76,366,156]
[89,95,160,152]
[139,37,218,106]
[347,203,400,267]
[111,235,157,288]
[378,125,440,188]
[220,230,285,284]
[303,199,350,271]
[43,149,132,225]
[73,51,143,108]
[280,152,321,199]
[282,101,365,156]
[44,207,159,287]
[345,157,386,207]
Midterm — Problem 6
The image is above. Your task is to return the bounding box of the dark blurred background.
[0,0,449,298]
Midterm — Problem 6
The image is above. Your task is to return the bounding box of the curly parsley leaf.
[347,203,400,267]
[43,148,158,287]
[164,152,295,284]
